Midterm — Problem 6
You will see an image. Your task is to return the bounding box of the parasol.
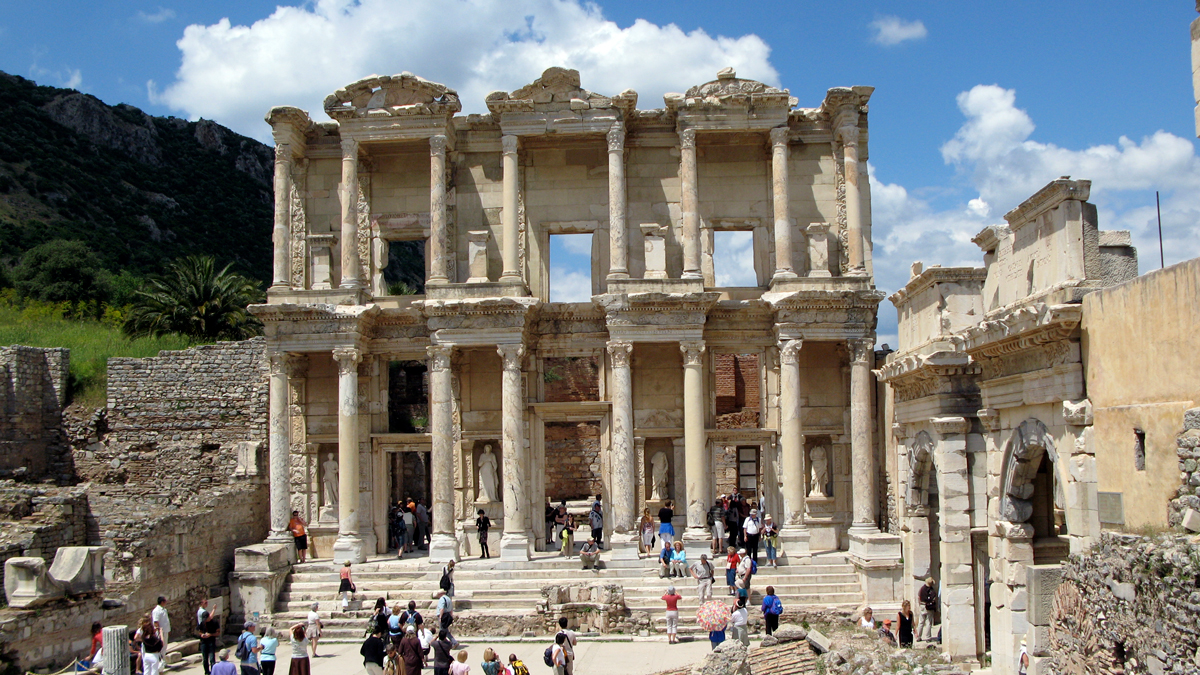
[696,600,731,631]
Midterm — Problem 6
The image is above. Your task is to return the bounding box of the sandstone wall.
[0,346,69,480]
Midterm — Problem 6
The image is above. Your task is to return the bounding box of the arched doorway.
[1000,419,1068,565]
[906,431,941,589]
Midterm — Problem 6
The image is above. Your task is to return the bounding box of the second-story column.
[498,344,530,560]
[607,341,636,550]
[848,338,877,532]
[427,344,458,562]
[607,123,628,280]
[837,125,867,276]
[500,135,522,282]
[779,340,805,526]
[681,340,710,538]
[339,139,363,289]
[332,346,364,562]
[271,145,294,289]
[428,134,449,285]
[770,127,797,280]
[679,128,702,279]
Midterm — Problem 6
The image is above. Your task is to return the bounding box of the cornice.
[960,303,1082,359]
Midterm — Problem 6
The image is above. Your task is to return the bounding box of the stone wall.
[0,346,69,480]
[0,483,90,591]
[544,421,602,500]
[1169,408,1200,526]
[543,356,599,403]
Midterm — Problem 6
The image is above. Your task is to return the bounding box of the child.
[725,546,741,596]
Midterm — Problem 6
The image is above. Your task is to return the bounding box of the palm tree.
[123,256,263,340]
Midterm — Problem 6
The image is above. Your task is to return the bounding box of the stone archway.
[905,431,941,584]
[1000,418,1067,562]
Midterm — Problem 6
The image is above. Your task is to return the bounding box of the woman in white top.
[305,603,322,658]
[288,623,311,675]
[730,598,750,646]
[859,607,875,629]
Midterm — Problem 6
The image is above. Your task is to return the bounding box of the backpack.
[543,645,555,667]
[750,559,758,574]
[235,633,251,661]
[512,661,530,675]
[143,633,164,654]
[439,571,452,592]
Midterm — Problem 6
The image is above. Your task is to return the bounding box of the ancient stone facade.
[0,346,68,480]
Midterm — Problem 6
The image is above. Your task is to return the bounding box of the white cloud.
[549,267,593,303]
[869,16,927,47]
[137,8,176,24]
[155,0,778,141]
[29,62,82,90]
[713,230,756,287]
[558,233,593,256]
[63,68,82,90]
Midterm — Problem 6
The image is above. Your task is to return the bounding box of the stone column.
[428,134,449,285]
[339,138,362,289]
[267,352,292,544]
[848,338,877,531]
[837,125,867,276]
[681,341,709,538]
[102,625,131,675]
[607,123,628,280]
[607,341,636,555]
[931,416,977,659]
[769,127,797,280]
[679,128,702,279]
[427,345,458,562]
[497,344,530,560]
[500,135,521,282]
[271,145,294,289]
[331,346,364,563]
[778,340,805,526]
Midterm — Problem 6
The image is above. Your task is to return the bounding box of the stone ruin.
[537,581,634,634]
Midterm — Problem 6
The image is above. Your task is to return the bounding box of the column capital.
[332,346,361,373]
[835,124,859,147]
[429,134,448,156]
[779,339,803,365]
[340,137,359,158]
[497,343,525,371]
[607,123,625,153]
[978,408,1001,433]
[274,143,293,163]
[847,338,874,364]
[285,353,309,379]
[931,416,971,437]
[680,340,706,366]
[679,127,696,150]
[427,344,453,372]
[501,134,519,156]
[606,340,633,368]
[268,351,289,375]
[769,126,790,148]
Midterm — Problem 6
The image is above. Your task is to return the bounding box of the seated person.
[579,538,601,570]
[659,544,673,578]
[878,618,897,645]
[669,541,688,577]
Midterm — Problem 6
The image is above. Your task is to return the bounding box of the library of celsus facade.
[251,67,898,576]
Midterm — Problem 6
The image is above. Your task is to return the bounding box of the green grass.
[0,304,200,406]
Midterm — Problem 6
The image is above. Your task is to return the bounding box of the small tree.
[123,256,262,340]
[13,240,110,311]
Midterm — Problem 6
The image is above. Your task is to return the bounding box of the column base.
[808,271,832,278]
[499,532,531,561]
[778,526,812,565]
[681,271,703,280]
[771,270,799,281]
[266,531,297,563]
[845,267,870,278]
[332,534,366,564]
[608,532,640,560]
[606,271,630,281]
[682,526,711,543]
[847,525,901,561]
[428,533,460,564]
[499,272,523,282]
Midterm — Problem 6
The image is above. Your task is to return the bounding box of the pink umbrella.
[697,600,731,631]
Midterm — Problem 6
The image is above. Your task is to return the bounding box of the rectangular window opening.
[712,230,758,288]
[383,239,426,295]
[388,360,429,432]
[549,233,593,302]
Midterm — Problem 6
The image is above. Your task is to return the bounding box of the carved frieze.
[289,183,307,288]
[976,340,1073,381]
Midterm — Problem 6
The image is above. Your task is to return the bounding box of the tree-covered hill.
[0,71,274,283]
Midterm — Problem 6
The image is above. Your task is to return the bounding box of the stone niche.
[642,437,677,504]
[544,422,602,501]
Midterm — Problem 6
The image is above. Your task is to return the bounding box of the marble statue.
[650,450,669,501]
[322,454,339,507]
[808,446,829,498]
[478,444,499,503]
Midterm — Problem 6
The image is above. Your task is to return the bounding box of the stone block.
[4,557,64,608]
[234,543,291,572]
[1184,407,1200,431]
[1068,455,1096,484]
[1004,561,1028,587]
[773,624,808,643]
[1181,508,1200,533]
[806,628,831,654]
[1009,587,1028,611]
[1026,565,1062,626]
[48,546,107,595]
[1029,624,1052,657]
[1062,399,1093,426]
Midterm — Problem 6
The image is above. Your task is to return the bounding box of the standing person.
[555,617,577,675]
[362,628,387,675]
[289,511,309,563]
[657,500,675,549]
[479,648,501,675]
[545,498,557,545]
[440,560,456,598]
[560,513,576,558]
[736,548,752,594]
[760,586,782,636]
[199,610,221,675]
[708,616,727,651]
[196,597,210,630]
[394,505,409,559]
[403,504,417,553]
[669,541,688,578]
[450,650,470,675]
[212,649,239,675]
[553,504,568,546]
[399,625,424,675]
[730,598,750,646]
[416,499,431,550]
[400,600,423,628]
[897,599,915,648]
[761,515,779,568]
[918,578,938,642]
[708,497,726,556]
[237,621,261,675]
[139,615,166,675]
[259,627,279,675]
[638,508,655,557]
[288,624,311,675]
[87,622,103,667]
[1018,638,1029,675]
[549,633,568,675]
[724,546,740,596]
[690,553,715,603]
[152,596,172,649]
[338,562,356,610]
[436,590,455,639]
[579,538,601,570]
[431,629,454,675]
[727,488,745,547]
[388,604,406,645]
[475,509,492,559]
[305,603,323,658]
[587,501,604,549]
[741,509,762,563]
[661,585,683,645]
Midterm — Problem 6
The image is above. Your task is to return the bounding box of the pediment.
[324,73,461,120]
[665,68,795,111]
[485,67,637,115]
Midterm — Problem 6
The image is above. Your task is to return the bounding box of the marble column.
[267,352,292,544]
[497,343,530,560]
[607,123,629,280]
[681,340,709,538]
[769,127,797,280]
[271,144,293,289]
[778,340,805,526]
[331,346,364,562]
[102,625,131,675]
[500,135,521,282]
[428,134,449,285]
[848,338,877,531]
[679,128,702,280]
[837,125,867,276]
[607,341,636,541]
[339,138,362,289]
[427,344,458,562]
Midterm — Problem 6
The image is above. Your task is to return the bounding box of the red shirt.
[662,594,682,611]
[91,633,102,659]
[727,553,740,569]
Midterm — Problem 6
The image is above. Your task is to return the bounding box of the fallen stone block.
[1182,508,1200,533]
[4,557,64,608]
[806,628,831,654]
[772,624,808,643]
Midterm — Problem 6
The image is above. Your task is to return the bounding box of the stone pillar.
[427,345,458,562]
[428,134,449,285]
[607,123,628,280]
[837,125,867,276]
[332,346,364,562]
[848,338,877,532]
[500,135,521,282]
[769,127,797,280]
[338,139,362,289]
[931,416,977,659]
[607,340,637,557]
[271,144,293,289]
[779,340,805,525]
[498,344,530,560]
[679,128,702,280]
[681,341,709,538]
[102,625,130,675]
[267,352,292,544]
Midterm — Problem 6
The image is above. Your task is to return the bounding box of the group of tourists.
[858,577,940,649]
[388,498,433,558]
[545,497,606,568]
[695,585,785,650]
[707,489,779,566]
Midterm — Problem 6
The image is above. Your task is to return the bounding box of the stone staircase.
[265,547,862,642]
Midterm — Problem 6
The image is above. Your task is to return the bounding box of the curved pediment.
[324,72,461,120]
[666,68,795,112]
[486,67,637,115]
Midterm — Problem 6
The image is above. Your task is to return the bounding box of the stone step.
[280,571,859,593]
[283,565,856,585]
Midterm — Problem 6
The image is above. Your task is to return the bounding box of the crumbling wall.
[0,483,90,590]
[544,421,602,500]
[1169,408,1200,527]
[0,346,68,480]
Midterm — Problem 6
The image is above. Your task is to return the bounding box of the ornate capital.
[340,138,359,159]
[978,408,1001,433]
[607,123,625,153]
[501,134,519,156]
[427,345,453,372]
[835,124,859,147]
[931,416,971,437]
[331,346,361,375]
[268,352,289,376]
[769,126,790,148]
[606,340,633,369]
[679,128,696,150]
[779,339,803,365]
[429,134,447,156]
[847,338,874,364]
[680,341,706,367]
[274,144,293,165]
[497,344,525,372]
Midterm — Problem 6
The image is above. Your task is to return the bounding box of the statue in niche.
[477,444,499,503]
[322,454,339,507]
[808,446,829,498]
[650,450,669,501]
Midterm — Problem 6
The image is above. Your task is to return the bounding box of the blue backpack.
[750,559,758,574]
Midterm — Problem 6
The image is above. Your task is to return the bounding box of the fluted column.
[681,341,709,537]
[500,135,521,282]
[607,341,635,535]
[607,123,628,280]
[770,127,797,280]
[338,139,362,289]
[679,128,702,279]
[848,338,877,531]
[498,344,530,560]
[427,345,458,562]
[271,145,294,289]
[103,625,131,675]
[267,352,292,543]
[332,346,364,562]
[779,340,805,526]
[838,125,867,276]
[428,134,449,285]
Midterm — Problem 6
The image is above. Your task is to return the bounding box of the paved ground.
[179,637,713,675]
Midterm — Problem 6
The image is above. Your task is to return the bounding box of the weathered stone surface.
[691,638,749,675]
[806,628,831,654]
[773,624,809,643]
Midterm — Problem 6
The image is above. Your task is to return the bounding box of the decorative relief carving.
[607,123,624,153]
[497,344,525,372]
[680,341,706,366]
[340,138,359,159]
[289,183,307,288]
[427,345,453,372]
[833,141,848,274]
[978,340,1072,380]
[679,128,696,150]
[606,340,633,368]
[931,416,970,437]
[268,352,288,375]
[847,338,874,364]
[332,346,362,374]
[357,181,371,284]
[779,339,803,365]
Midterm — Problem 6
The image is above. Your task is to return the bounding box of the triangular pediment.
[324,73,461,120]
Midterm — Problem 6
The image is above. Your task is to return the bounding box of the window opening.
[388,360,428,432]
[712,230,757,287]
[384,240,425,295]
[1133,429,1146,471]
[738,446,759,500]
[549,233,592,302]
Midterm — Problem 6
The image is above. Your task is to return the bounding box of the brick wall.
[543,356,600,403]
[0,346,69,479]
[544,421,602,500]
[714,353,759,428]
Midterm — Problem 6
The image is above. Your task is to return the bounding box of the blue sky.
[3,1,1198,345]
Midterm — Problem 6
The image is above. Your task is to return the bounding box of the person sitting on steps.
[579,538,601,570]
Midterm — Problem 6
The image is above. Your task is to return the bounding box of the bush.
[13,239,110,311]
